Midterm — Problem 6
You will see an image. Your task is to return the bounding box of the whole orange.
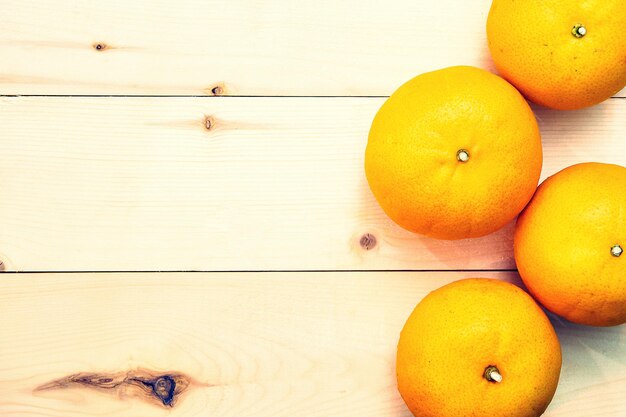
[487,0,626,110]
[515,163,626,326]
[365,66,542,240]
[397,278,561,417]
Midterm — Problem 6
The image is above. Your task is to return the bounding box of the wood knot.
[211,85,224,96]
[35,370,191,408]
[359,233,377,250]
[204,115,214,130]
[0,253,12,271]
[93,43,108,51]
[152,376,176,406]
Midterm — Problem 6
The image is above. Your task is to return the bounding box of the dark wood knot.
[359,233,377,250]
[204,116,213,130]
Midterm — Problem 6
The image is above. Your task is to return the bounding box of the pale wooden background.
[0,1,624,416]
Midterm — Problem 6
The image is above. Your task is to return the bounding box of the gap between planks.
[0,269,519,274]
[1,95,626,99]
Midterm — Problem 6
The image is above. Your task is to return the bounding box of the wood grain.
[0,272,623,417]
[35,370,192,408]
[0,0,623,97]
[0,97,625,271]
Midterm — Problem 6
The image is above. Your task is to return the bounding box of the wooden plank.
[0,272,623,417]
[1,0,623,97]
[0,97,625,271]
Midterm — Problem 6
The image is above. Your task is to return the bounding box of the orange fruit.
[514,163,626,326]
[487,0,626,110]
[397,278,561,417]
[365,66,542,240]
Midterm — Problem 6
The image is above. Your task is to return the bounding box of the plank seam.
[0,269,519,274]
[0,95,389,99]
[1,95,624,99]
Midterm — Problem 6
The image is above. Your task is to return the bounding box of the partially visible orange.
[365,66,542,240]
[487,0,626,110]
[515,163,626,326]
[397,278,561,417]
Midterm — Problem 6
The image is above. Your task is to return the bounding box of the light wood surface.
[1,0,623,97]
[0,272,624,417]
[0,97,625,271]
[1,1,624,416]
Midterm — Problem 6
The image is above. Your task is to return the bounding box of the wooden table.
[0,1,624,416]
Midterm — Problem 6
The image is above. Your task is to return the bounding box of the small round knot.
[211,86,224,96]
[204,116,213,130]
[456,149,470,163]
[572,24,586,38]
[611,244,623,257]
[359,233,377,250]
[93,43,107,51]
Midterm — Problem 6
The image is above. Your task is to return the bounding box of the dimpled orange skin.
[487,0,626,110]
[365,66,542,240]
[515,163,626,326]
[397,279,561,417]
